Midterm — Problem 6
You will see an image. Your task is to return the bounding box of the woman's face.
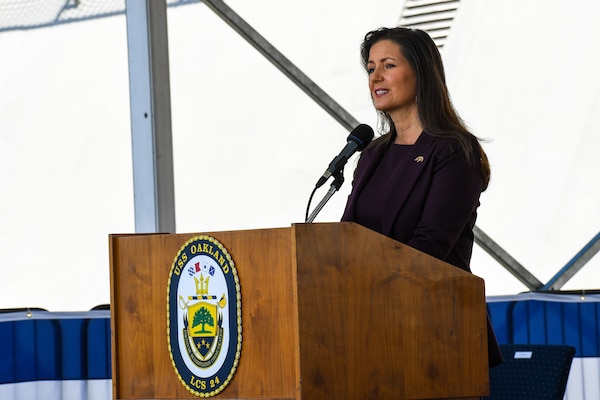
[367,39,417,116]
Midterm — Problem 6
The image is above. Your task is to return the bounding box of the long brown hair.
[361,27,490,190]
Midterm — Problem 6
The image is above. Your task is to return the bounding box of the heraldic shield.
[185,301,222,360]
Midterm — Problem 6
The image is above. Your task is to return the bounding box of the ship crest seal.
[167,235,241,397]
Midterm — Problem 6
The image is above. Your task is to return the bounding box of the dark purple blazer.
[341,132,482,272]
[341,131,504,367]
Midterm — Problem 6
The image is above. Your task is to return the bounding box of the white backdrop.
[0,0,599,311]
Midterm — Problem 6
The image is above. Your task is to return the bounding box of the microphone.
[315,124,374,188]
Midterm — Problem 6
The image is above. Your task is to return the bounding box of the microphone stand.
[305,169,344,223]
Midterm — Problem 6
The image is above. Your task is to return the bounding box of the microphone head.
[347,124,374,151]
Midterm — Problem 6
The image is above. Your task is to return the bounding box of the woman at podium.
[341,26,503,367]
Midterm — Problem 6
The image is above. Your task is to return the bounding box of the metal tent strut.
[541,231,600,291]
[202,0,359,132]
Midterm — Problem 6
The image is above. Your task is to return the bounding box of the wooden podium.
[109,222,489,399]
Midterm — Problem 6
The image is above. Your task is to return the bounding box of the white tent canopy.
[0,0,599,311]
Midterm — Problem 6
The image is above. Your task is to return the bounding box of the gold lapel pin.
[414,156,424,163]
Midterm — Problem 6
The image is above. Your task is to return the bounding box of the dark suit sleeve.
[406,140,483,264]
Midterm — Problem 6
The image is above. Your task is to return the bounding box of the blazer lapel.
[380,133,436,236]
[342,143,386,221]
